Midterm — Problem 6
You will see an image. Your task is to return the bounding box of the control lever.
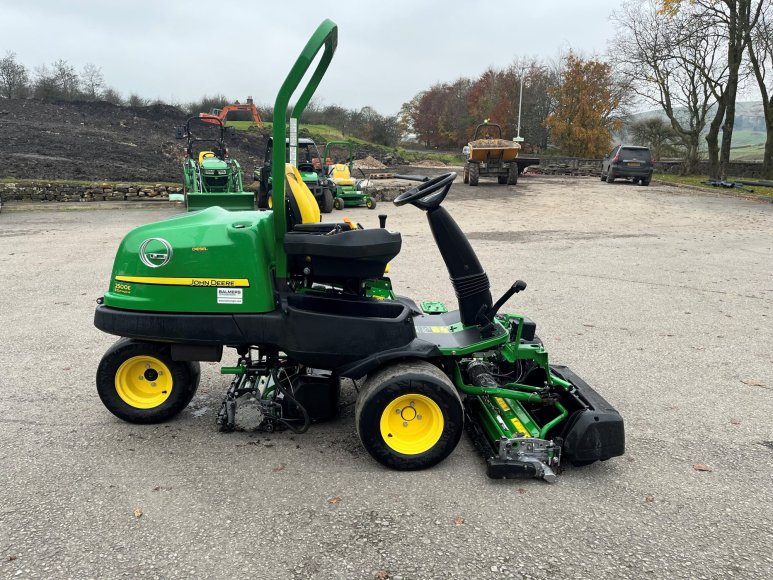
[378,214,387,229]
[476,280,527,338]
[489,280,527,319]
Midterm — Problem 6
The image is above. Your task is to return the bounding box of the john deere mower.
[254,136,335,213]
[94,20,624,481]
[323,140,376,210]
[177,116,254,211]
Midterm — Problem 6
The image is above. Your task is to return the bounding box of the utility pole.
[515,70,525,143]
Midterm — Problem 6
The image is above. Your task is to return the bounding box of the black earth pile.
[0,99,265,183]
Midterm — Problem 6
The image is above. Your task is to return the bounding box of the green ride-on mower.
[93,20,624,481]
[323,140,376,210]
[254,136,335,213]
[177,115,254,212]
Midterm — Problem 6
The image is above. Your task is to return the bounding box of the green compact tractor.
[94,20,624,481]
[254,136,335,213]
[177,116,254,211]
[323,140,376,210]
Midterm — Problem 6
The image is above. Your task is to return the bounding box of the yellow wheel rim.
[380,394,444,455]
[115,356,173,409]
[267,195,273,208]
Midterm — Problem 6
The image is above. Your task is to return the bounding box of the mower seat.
[198,151,216,165]
[330,164,356,186]
[282,163,401,280]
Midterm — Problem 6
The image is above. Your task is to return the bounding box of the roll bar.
[272,19,338,279]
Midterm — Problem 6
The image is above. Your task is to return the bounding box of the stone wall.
[0,181,182,203]
[535,156,766,178]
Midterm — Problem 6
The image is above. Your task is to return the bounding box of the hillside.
[627,101,768,160]
[0,99,400,183]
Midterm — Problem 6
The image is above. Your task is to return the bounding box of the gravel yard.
[0,175,771,579]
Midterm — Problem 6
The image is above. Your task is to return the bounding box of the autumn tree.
[545,53,625,158]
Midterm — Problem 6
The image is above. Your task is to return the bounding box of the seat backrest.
[331,163,355,185]
[285,163,320,225]
[198,151,215,165]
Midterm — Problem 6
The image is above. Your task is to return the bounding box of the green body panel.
[103,207,276,313]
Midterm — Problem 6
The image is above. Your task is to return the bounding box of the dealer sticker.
[217,287,243,305]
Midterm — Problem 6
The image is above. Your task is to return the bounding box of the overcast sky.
[2,0,624,114]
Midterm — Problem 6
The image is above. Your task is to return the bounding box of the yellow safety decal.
[510,417,531,437]
[430,326,450,333]
[115,276,250,287]
[495,397,511,412]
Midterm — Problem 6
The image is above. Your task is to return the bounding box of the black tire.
[507,163,518,185]
[469,163,479,186]
[600,171,607,182]
[606,168,615,183]
[463,165,469,184]
[365,197,377,209]
[497,175,507,184]
[320,188,334,213]
[333,196,344,210]
[355,360,463,471]
[641,177,651,186]
[96,338,200,424]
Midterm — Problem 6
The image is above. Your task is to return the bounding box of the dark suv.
[602,145,653,186]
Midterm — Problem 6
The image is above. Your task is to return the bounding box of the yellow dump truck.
[462,122,521,186]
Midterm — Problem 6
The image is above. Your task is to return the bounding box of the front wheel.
[96,339,200,424]
[320,188,334,213]
[507,163,518,185]
[365,197,376,210]
[333,196,344,210]
[468,163,479,186]
[355,360,463,471]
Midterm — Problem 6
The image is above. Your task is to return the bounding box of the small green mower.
[94,20,624,481]
[176,116,254,212]
[323,140,376,210]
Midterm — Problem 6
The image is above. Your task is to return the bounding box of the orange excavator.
[199,96,262,129]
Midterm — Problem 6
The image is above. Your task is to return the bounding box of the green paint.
[419,301,448,314]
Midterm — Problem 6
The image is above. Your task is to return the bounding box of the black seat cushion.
[284,228,401,280]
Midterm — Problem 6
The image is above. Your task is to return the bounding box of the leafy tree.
[0,51,29,99]
[545,53,625,157]
[101,87,123,105]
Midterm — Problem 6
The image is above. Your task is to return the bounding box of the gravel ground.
[1,175,771,579]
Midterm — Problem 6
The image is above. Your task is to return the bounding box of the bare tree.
[80,63,104,100]
[612,1,727,173]
[745,0,773,176]
[0,51,29,99]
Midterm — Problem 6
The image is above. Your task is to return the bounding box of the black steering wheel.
[393,172,457,210]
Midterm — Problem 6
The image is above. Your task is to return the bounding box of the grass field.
[654,173,773,197]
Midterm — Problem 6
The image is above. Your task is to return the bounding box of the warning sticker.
[217,287,243,305]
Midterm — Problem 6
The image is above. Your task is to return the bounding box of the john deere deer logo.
[139,238,173,268]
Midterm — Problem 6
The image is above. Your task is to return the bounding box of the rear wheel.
[641,177,651,186]
[365,197,377,209]
[507,163,518,185]
[497,175,507,184]
[333,196,344,210]
[469,163,479,186]
[96,339,200,424]
[355,360,463,471]
[463,165,469,184]
[606,168,615,183]
[320,188,334,213]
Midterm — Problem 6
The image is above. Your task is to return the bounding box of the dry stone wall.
[0,181,183,202]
